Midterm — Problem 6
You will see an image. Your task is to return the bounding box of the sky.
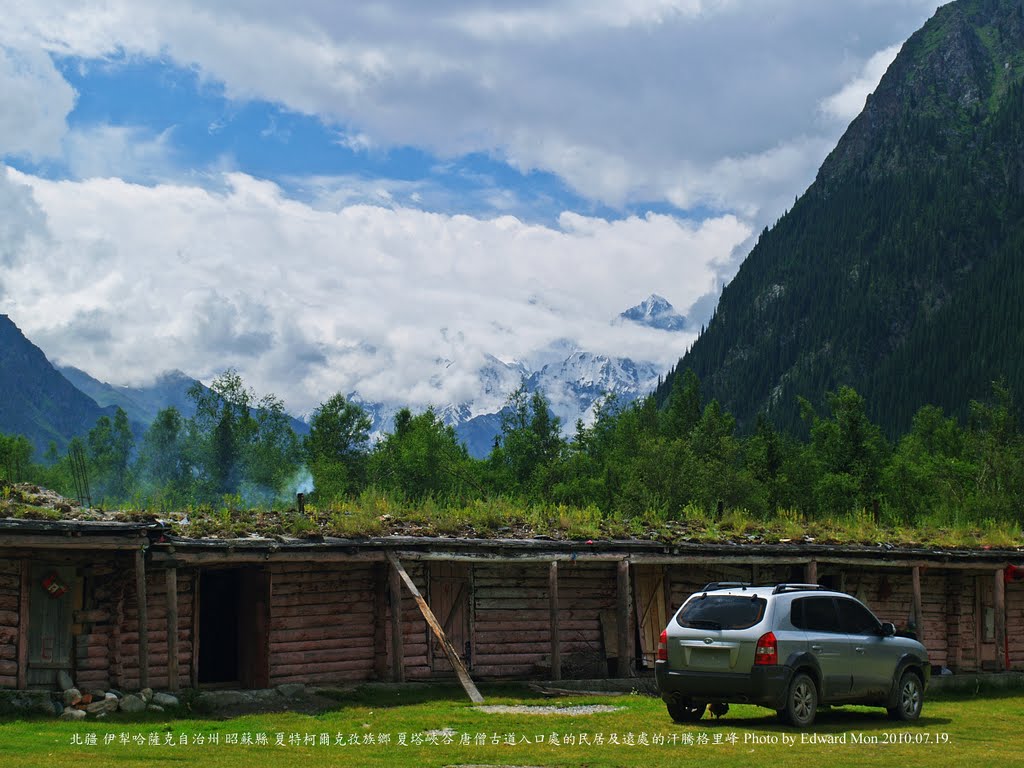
[0,0,942,415]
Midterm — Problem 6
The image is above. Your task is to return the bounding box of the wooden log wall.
[1007,579,1023,671]
[381,561,430,680]
[0,561,19,688]
[113,568,194,690]
[267,563,378,685]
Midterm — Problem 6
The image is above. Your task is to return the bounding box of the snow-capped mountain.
[617,294,687,332]
[355,298,681,457]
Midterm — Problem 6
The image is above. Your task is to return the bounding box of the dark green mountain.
[0,315,114,454]
[59,366,205,426]
[660,0,1024,436]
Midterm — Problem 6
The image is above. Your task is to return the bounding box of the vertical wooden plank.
[238,568,271,689]
[373,563,389,680]
[549,561,560,681]
[662,565,673,621]
[616,559,632,678]
[166,568,179,691]
[389,560,405,683]
[751,564,761,586]
[190,572,200,689]
[839,570,848,595]
[134,549,149,690]
[995,568,1007,672]
[17,560,28,690]
[974,574,983,671]
[804,560,818,585]
[911,566,925,644]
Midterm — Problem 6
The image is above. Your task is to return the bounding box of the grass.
[0,684,1021,767]
[4,483,1022,550]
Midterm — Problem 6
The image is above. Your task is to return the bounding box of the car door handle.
[854,647,865,654]
[810,645,823,652]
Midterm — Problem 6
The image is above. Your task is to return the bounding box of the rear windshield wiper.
[684,619,722,630]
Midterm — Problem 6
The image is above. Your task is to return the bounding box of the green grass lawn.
[0,684,1020,768]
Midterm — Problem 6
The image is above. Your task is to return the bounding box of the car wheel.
[783,672,818,727]
[887,670,923,721]
[666,700,707,722]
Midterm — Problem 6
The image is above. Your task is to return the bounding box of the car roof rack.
[771,583,827,594]
[699,581,752,592]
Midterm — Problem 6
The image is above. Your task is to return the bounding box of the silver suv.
[655,583,930,727]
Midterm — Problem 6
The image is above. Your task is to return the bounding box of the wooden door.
[27,565,77,688]
[238,568,271,689]
[429,562,470,673]
[633,565,669,669]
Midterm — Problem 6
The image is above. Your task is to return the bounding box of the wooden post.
[995,568,1007,672]
[134,548,149,690]
[616,559,633,678]
[373,563,389,680]
[387,553,482,703]
[804,560,818,585]
[662,565,674,621]
[974,575,983,671]
[549,561,560,681]
[17,560,29,690]
[190,574,200,689]
[911,566,925,644]
[165,568,179,691]
[388,557,405,683]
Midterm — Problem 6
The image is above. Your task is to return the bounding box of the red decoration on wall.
[1006,564,1024,583]
[41,571,68,598]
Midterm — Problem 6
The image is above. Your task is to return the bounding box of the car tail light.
[754,631,778,665]
[658,630,668,661]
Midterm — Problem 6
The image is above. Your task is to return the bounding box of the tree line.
[3,368,1022,527]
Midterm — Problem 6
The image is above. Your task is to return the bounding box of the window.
[791,597,841,632]
[677,595,767,630]
[837,598,881,635]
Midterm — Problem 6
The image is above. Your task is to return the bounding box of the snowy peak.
[617,294,686,332]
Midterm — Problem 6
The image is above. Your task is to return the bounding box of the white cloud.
[0,1,939,219]
[2,170,749,413]
[821,44,903,122]
[0,44,76,159]
[63,124,177,182]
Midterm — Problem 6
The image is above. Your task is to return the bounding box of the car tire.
[666,700,707,723]
[782,672,818,727]
[887,670,924,721]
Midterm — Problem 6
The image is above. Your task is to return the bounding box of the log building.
[1,517,1021,692]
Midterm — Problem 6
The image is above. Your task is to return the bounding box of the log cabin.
[0,516,1021,693]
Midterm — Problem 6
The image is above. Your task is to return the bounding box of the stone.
[119,694,146,714]
[59,707,86,721]
[62,688,82,707]
[140,687,153,703]
[57,671,74,691]
[106,689,123,698]
[105,692,119,701]
[85,699,117,715]
[152,692,179,708]
[147,704,164,712]
[89,689,107,701]
[276,683,306,698]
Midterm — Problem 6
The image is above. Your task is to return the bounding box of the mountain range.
[658,0,1024,436]
[0,295,680,459]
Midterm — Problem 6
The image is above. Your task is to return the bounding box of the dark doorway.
[198,570,241,684]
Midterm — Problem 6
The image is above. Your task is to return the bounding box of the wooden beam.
[387,552,482,703]
[0,535,145,550]
[616,559,633,678]
[804,560,818,584]
[17,560,29,690]
[548,561,560,681]
[911,566,924,644]
[165,567,179,691]
[373,563,389,681]
[134,548,149,690]
[149,550,385,566]
[974,575,982,671]
[388,558,405,683]
[995,568,1006,672]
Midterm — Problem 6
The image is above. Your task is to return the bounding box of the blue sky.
[0,0,941,415]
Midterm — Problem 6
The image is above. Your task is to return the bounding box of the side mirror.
[880,622,896,637]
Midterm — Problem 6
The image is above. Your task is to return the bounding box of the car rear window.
[676,595,767,630]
